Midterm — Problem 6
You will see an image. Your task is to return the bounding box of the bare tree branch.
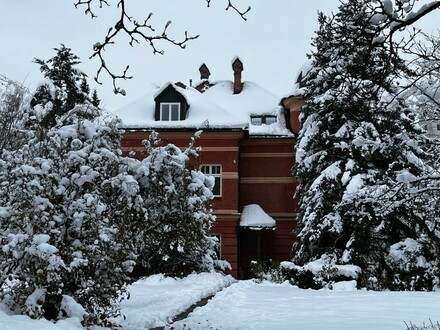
[74,0,250,95]
[206,0,251,20]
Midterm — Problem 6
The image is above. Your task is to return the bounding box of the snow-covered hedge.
[252,254,361,289]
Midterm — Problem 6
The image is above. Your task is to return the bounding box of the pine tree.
[31,45,89,129]
[91,89,101,108]
[79,77,90,96]
[292,0,438,290]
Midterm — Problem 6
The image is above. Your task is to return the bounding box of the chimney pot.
[232,57,243,94]
[199,63,210,80]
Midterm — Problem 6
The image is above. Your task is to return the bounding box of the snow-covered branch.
[388,1,440,35]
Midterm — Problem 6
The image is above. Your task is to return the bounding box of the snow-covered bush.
[386,238,440,291]
[127,132,220,277]
[0,106,136,326]
[0,47,221,324]
[0,76,31,154]
[279,255,361,289]
[0,114,220,324]
[250,257,284,283]
[0,47,139,325]
[250,254,361,289]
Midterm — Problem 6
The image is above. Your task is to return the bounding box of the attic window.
[160,103,181,121]
[251,115,277,126]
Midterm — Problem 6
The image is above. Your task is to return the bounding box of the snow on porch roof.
[239,204,276,230]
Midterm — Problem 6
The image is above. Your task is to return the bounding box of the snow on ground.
[117,272,235,329]
[171,280,440,330]
[1,274,440,330]
[0,305,83,330]
[0,272,235,330]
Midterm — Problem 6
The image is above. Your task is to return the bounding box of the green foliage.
[0,107,136,326]
[129,132,219,277]
[31,45,99,129]
[91,89,101,108]
[291,0,438,290]
[250,257,284,284]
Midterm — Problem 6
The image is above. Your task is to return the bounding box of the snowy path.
[170,280,440,330]
[1,275,440,330]
[117,273,235,329]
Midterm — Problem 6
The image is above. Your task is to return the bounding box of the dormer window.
[154,83,189,121]
[160,102,181,121]
[251,115,277,126]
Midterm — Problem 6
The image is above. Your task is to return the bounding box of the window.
[160,103,180,121]
[265,116,277,125]
[436,123,440,131]
[210,234,222,258]
[201,164,222,197]
[250,115,277,125]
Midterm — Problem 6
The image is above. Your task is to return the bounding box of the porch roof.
[239,204,276,230]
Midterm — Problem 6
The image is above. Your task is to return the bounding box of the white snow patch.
[171,280,440,330]
[113,81,292,136]
[1,273,440,330]
[239,204,276,229]
[117,272,235,329]
[331,280,358,291]
[342,174,364,201]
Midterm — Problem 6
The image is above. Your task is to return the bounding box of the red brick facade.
[121,130,299,278]
[116,61,302,278]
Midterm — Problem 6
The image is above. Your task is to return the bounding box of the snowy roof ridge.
[112,82,248,130]
[153,81,174,99]
[112,79,293,136]
[281,59,314,99]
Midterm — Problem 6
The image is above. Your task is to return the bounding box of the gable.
[154,84,189,121]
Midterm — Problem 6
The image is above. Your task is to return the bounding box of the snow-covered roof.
[239,204,276,229]
[281,59,314,99]
[113,83,247,130]
[294,60,313,85]
[113,80,293,136]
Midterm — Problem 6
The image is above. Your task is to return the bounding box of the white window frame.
[250,115,277,126]
[160,102,181,121]
[201,164,222,198]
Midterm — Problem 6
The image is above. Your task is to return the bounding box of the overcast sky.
[0,1,438,111]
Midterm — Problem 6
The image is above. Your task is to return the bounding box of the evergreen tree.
[0,55,137,325]
[128,132,220,276]
[91,89,101,108]
[0,104,137,326]
[292,0,438,290]
[79,77,90,96]
[31,45,89,129]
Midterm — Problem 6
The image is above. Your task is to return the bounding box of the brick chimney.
[199,63,210,80]
[232,57,243,94]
